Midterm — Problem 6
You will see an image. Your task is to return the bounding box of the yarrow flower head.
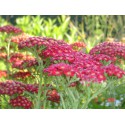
[12,58,38,69]
[9,53,34,62]
[42,39,125,84]
[12,71,32,79]
[43,63,76,77]
[77,66,106,83]
[0,80,25,96]
[18,37,66,49]
[0,53,7,60]
[71,41,86,51]
[68,82,78,87]
[0,80,39,96]
[41,43,73,58]
[44,49,107,83]
[90,41,125,60]
[107,97,116,102]
[0,25,22,34]
[24,84,38,93]
[92,54,116,63]
[9,53,38,69]
[0,70,7,78]
[47,89,60,103]
[51,51,78,63]
[9,96,33,109]
[103,64,125,78]
[11,33,31,44]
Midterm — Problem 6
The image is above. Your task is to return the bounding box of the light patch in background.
[0,0,125,14]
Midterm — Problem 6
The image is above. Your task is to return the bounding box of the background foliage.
[1,15,125,51]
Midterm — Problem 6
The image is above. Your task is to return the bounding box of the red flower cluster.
[18,37,66,49]
[0,70,7,78]
[0,25,22,34]
[44,59,107,83]
[12,71,32,79]
[72,56,102,69]
[51,51,79,63]
[0,80,60,104]
[107,98,116,102]
[18,37,74,63]
[11,33,31,44]
[71,41,86,51]
[44,50,107,83]
[0,80,61,106]
[51,51,97,65]
[72,41,86,48]
[78,65,106,83]
[9,53,34,62]
[92,54,115,63]
[9,53,38,69]
[0,53,7,60]
[42,43,73,58]
[25,84,38,93]
[47,89,60,103]
[103,64,125,78]
[12,58,38,69]
[69,82,78,87]
[73,56,107,83]
[43,39,125,83]
[43,63,76,77]
[10,96,32,109]
[0,80,25,95]
[0,80,39,96]
[90,42,125,60]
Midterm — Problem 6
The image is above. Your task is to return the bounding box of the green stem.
[32,47,47,109]
[35,81,42,109]
[4,35,12,79]
[60,94,66,109]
